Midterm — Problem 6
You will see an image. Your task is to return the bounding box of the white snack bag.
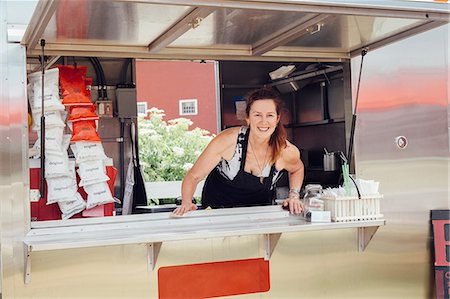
[46,161,77,204]
[83,182,114,210]
[62,134,72,151]
[28,68,64,112]
[70,141,107,163]
[31,110,65,131]
[45,153,70,178]
[77,160,109,187]
[34,126,65,156]
[58,193,86,220]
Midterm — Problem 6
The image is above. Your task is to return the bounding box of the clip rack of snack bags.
[28,66,117,221]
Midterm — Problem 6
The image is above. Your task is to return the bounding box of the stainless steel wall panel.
[1,2,37,297]
[353,24,449,297]
[1,43,29,299]
[0,33,29,299]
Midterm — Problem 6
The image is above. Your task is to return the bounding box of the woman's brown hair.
[245,87,287,163]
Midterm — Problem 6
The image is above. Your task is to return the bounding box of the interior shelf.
[285,118,345,128]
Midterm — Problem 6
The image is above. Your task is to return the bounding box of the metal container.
[323,152,338,171]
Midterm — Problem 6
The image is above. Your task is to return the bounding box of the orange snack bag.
[68,105,99,122]
[62,92,92,106]
[71,120,101,142]
[57,65,92,106]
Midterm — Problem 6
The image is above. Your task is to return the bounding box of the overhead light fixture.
[269,65,296,80]
[274,81,299,94]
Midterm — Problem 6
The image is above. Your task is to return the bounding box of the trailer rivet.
[395,136,408,149]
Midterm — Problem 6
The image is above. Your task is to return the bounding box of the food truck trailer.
[1,0,449,298]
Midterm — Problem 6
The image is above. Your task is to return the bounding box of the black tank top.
[201,127,279,209]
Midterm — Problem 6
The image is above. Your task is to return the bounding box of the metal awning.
[22,0,449,61]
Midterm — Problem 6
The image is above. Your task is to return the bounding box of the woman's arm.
[172,128,239,215]
[281,142,305,214]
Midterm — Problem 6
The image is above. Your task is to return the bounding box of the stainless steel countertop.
[25,205,385,251]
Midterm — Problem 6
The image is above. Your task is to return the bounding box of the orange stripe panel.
[158,258,270,299]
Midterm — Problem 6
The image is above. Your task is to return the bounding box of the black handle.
[39,39,46,199]
[39,116,45,199]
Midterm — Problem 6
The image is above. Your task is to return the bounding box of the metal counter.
[24,205,384,283]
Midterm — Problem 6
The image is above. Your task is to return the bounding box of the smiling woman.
[173,88,305,216]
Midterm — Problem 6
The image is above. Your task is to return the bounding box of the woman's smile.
[247,99,279,137]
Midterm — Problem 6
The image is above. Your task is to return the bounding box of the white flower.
[172,146,184,156]
[168,118,193,126]
[182,163,193,171]
[149,134,162,141]
[148,107,165,114]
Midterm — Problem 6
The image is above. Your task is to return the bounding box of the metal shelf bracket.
[24,245,31,284]
[358,226,379,252]
[147,242,162,271]
[264,233,282,260]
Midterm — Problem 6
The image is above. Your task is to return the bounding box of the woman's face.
[246,99,280,139]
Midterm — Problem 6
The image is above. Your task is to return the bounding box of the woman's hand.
[172,202,197,216]
[282,197,304,215]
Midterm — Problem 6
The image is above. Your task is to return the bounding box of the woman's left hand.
[282,197,304,215]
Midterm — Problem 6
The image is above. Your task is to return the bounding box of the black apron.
[201,128,276,209]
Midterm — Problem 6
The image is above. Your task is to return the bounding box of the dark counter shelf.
[285,118,345,128]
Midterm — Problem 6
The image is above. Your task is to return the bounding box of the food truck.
[1,0,449,298]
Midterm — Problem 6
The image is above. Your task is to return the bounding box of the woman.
[173,88,304,216]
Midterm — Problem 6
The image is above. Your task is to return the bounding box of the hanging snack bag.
[77,160,110,187]
[70,141,107,163]
[46,161,77,205]
[31,110,66,131]
[83,182,114,210]
[68,104,99,122]
[45,154,70,178]
[28,68,65,112]
[70,120,101,142]
[57,65,92,106]
[33,126,65,156]
[58,192,87,220]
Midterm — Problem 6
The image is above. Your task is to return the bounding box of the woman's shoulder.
[207,127,244,159]
[280,140,301,162]
[216,126,244,139]
[210,126,243,145]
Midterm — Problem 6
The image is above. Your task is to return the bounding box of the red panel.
[135,60,218,134]
[158,258,270,299]
[30,166,117,221]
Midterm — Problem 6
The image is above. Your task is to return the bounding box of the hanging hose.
[93,58,107,99]
[39,39,46,199]
[347,48,368,169]
[119,59,131,86]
